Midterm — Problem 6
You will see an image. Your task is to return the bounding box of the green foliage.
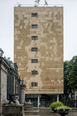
[34,5,38,7]
[63,56,77,105]
[64,61,72,103]
[34,0,40,6]
[35,0,40,3]
[67,99,74,107]
[64,56,77,92]
[55,105,72,110]
[49,101,64,108]
[67,56,77,91]
[34,0,48,6]
[4,56,14,68]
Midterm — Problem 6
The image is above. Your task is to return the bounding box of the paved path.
[24,108,77,116]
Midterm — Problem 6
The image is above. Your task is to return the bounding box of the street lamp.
[0,48,4,57]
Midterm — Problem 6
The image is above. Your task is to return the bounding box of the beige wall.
[14,7,64,94]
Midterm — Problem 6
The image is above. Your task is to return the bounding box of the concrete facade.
[14,7,64,94]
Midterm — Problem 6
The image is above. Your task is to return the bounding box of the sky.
[0,0,77,61]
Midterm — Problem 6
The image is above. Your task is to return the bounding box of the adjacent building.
[14,7,64,107]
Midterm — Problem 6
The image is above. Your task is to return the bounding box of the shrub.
[49,101,64,108]
[55,105,72,111]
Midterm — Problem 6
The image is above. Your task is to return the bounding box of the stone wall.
[0,58,9,115]
[14,7,64,94]
[2,105,24,116]
[1,64,7,103]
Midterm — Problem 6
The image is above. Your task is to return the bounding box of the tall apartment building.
[14,7,64,107]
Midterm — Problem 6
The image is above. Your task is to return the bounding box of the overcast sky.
[0,0,77,61]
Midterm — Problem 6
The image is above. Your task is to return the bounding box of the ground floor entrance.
[25,94,58,107]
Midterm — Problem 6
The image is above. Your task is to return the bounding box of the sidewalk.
[24,107,77,116]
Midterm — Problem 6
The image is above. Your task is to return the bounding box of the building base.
[2,105,24,116]
[25,94,61,107]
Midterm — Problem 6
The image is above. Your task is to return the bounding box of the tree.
[64,61,72,104]
[67,56,77,91]
[63,56,77,105]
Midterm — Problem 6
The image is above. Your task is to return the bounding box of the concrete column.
[57,95,59,102]
[0,57,9,115]
[20,83,26,104]
[38,94,40,107]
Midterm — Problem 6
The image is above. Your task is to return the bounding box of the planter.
[50,101,64,112]
[58,109,69,116]
[24,102,33,110]
[52,107,57,112]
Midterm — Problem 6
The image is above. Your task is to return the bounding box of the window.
[25,94,38,98]
[31,36,38,40]
[31,13,38,17]
[32,70,38,75]
[31,24,38,29]
[31,59,38,63]
[31,82,38,87]
[31,47,38,52]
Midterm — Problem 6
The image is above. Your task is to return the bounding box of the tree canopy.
[64,56,77,92]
